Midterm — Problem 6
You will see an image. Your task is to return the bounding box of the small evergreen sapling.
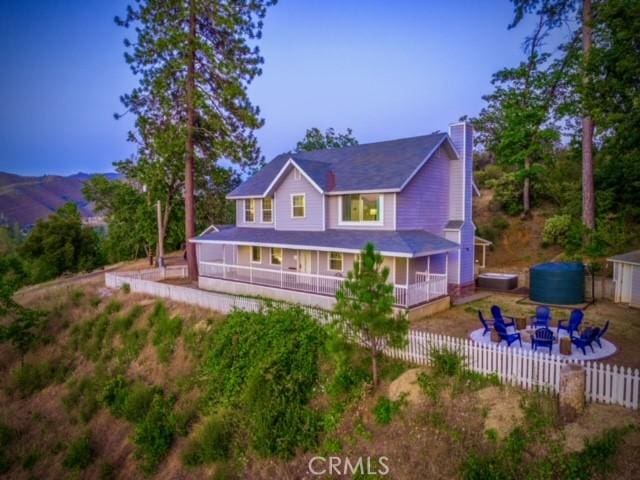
[334,243,408,387]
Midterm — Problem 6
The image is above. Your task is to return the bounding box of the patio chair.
[594,320,609,348]
[531,327,554,353]
[490,305,516,329]
[571,327,600,355]
[530,305,551,328]
[478,311,492,336]
[557,309,584,337]
[494,322,522,347]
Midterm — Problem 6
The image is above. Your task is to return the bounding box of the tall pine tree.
[117,0,275,279]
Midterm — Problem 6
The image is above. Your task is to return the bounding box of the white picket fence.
[105,268,640,410]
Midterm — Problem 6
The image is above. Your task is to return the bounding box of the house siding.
[274,167,324,231]
[396,145,450,234]
[326,193,395,230]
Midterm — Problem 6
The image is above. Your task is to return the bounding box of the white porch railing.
[199,261,448,308]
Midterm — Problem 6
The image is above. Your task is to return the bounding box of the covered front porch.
[196,243,450,308]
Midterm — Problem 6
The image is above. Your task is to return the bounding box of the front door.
[299,251,312,273]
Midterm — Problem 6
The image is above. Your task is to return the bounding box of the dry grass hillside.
[474,189,564,270]
[1,268,640,479]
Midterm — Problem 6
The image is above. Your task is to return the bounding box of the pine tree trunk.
[522,158,531,218]
[581,0,595,230]
[370,343,378,387]
[184,0,198,280]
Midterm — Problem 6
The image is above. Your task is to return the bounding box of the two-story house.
[190,121,475,314]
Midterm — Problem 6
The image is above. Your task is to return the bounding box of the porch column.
[316,251,320,293]
[222,244,226,279]
[427,256,431,281]
[280,252,283,288]
[482,245,487,269]
[445,252,449,288]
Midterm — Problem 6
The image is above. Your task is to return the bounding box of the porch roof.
[191,227,459,258]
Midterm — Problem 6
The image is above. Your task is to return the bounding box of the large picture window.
[291,194,305,218]
[340,194,382,223]
[244,199,255,222]
[262,197,273,223]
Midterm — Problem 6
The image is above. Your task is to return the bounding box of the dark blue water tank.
[529,262,585,305]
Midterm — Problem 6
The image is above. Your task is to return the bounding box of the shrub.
[487,172,522,216]
[149,302,182,363]
[133,394,176,473]
[21,450,40,470]
[431,348,464,377]
[104,299,122,314]
[372,396,403,425]
[542,214,573,247]
[101,376,160,423]
[0,423,17,474]
[63,376,104,422]
[204,306,326,457]
[10,360,69,396]
[69,288,85,306]
[121,282,131,294]
[182,412,234,466]
[63,435,94,470]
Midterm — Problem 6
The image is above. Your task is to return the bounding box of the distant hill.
[0,171,120,227]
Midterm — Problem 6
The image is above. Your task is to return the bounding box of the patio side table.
[515,317,527,330]
[490,329,501,343]
[560,337,572,355]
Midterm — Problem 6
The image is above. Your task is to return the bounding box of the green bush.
[121,282,131,294]
[204,306,326,458]
[542,214,573,247]
[69,288,85,306]
[487,172,523,216]
[63,376,104,422]
[104,299,122,314]
[133,394,176,474]
[372,396,403,425]
[149,302,182,363]
[475,164,503,189]
[101,376,160,423]
[0,423,17,474]
[431,348,464,377]
[10,360,69,396]
[63,435,94,470]
[182,412,234,466]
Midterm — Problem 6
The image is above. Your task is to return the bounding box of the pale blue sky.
[0,0,559,176]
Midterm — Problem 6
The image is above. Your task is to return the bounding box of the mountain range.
[0,171,119,227]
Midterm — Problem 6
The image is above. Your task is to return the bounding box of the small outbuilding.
[608,250,640,308]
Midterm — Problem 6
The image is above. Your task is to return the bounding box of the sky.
[0,0,552,176]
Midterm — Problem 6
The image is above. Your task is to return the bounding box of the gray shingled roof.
[228,133,453,198]
[191,227,459,257]
[608,250,640,265]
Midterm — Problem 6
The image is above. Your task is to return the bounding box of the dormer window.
[340,194,383,224]
[261,197,273,223]
[244,199,255,222]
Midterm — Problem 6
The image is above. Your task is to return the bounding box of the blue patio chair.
[478,311,492,336]
[491,305,516,329]
[531,327,554,353]
[494,322,522,347]
[530,305,551,328]
[594,320,609,348]
[557,309,584,337]
[571,327,600,355]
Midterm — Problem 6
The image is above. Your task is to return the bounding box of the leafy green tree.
[0,255,44,363]
[334,243,408,387]
[19,203,104,282]
[83,176,162,263]
[295,127,358,152]
[116,0,275,279]
[474,15,562,217]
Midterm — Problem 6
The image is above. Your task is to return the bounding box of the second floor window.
[262,197,273,223]
[244,199,255,222]
[291,194,305,218]
[341,194,382,223]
